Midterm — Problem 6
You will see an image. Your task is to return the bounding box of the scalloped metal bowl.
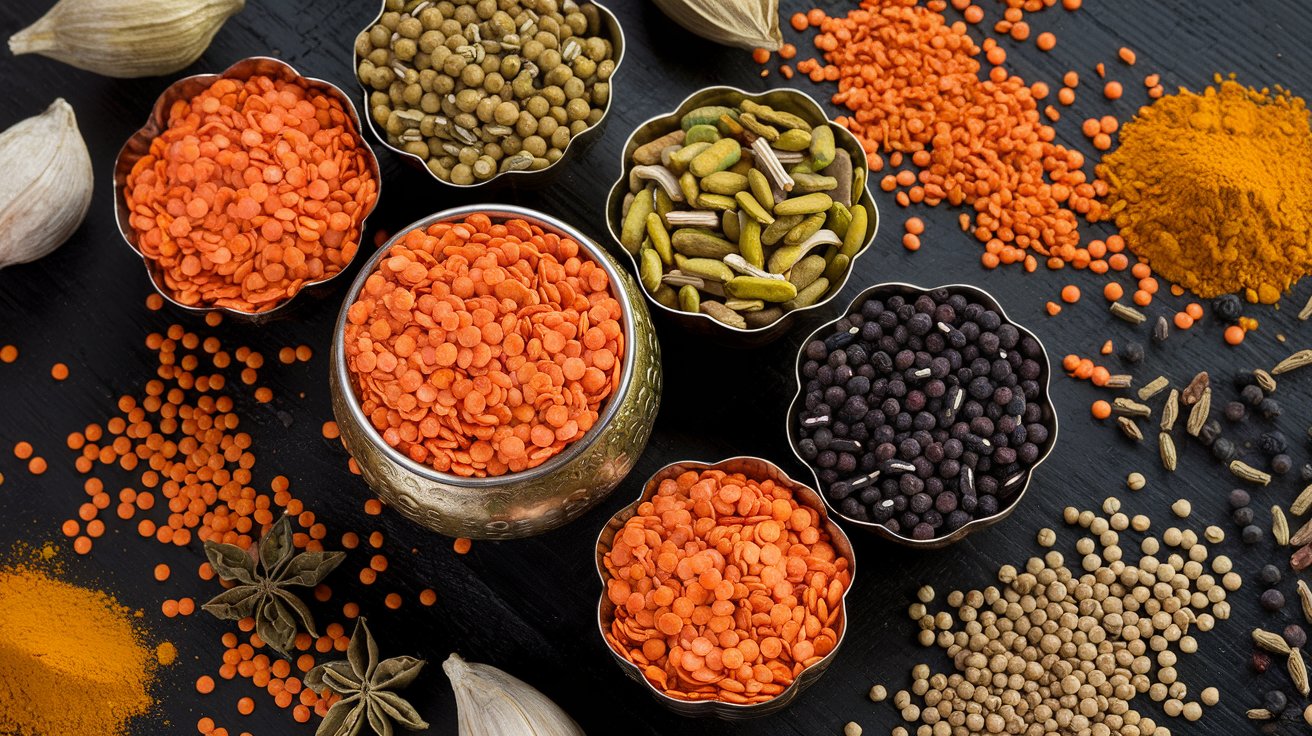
[605,85,878,348]
[595,456,856,718]
[330,204,662,540]
[352,0,624,189]
[112,56,382,324]
[786,283,1059,550]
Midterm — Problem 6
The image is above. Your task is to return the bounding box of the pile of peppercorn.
[793,288,1054,540]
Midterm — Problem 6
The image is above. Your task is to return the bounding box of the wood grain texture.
[1,0,1311,733]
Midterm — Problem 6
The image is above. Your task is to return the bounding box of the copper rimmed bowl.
[786,283,1058,549]
[605,86,878,348]
[112,56,382,324]
[352,0,623,188]
[330,204,662,539]
[595,456,856,718]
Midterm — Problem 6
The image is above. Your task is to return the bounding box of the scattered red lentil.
[154,563,171,582]
[419,589,437,606]
[1091,400,1111,419]
[1118,47,1137,65]
[1036,32,1055,51]
[51,363,69,381]
[453,537,472,554]
[0,345,18,363]
[1104,81,1123,99]
[1060,285,1081,303]
[1224,325,1246,345]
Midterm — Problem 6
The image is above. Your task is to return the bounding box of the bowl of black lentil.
[787,283,1058,548]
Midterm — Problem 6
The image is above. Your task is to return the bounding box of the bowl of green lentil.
[353,0,623,187]
[605,85,878,348]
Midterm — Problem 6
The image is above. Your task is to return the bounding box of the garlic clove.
[8,0,245,78]
[0,99,93,270]
[651,0,782,51]
[443,653,585,736]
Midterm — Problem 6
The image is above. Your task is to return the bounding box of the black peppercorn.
[1265,689,1288,714]
[1259,398,1282,419]
[1259,564,1282,587]
[1261,589,1286,611]
[1272,454,1293,475]
[1253,651,1272,673]
[1233,506,1255,526]
[1302,464,1312,483]
[1243,524,1264,544]
[1285,625,1308,650]
[1241,384,1265,406]
[1229,489,1251,508]
[1119,342,1144,364]
[1198,419,1222,446]
[1212,294,1242,323]
[1223,401,1246,422]
[1153,316,1169,342]
[1211,437,1238,462]
[1259,431,1288,455]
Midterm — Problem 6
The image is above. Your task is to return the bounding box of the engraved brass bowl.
[605,85,879,348]
[331,204,661,539]
[595,456,856,718]
[113,56,381,324]
[352,0,624,189]
[786,283,1058,549]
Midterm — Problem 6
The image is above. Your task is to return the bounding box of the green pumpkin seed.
[775,192,833,216]
[639,248,663,293]
[620,186,653,254]
[739,218,764,269]
[689,139,742,178]
[735,191,776,225]
[726,276,798,302]
[788,255,827,290]
[783,277,830,311]
[645,213,672,266]
[762,214,803,246]
[809,124,835,170]
[841,204,868,258]
[671,229,737,259]
[685,124,721,145]
[774,128,812,152]
[700,172,749,196]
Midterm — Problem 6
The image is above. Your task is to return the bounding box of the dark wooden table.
[2,1,1311,733]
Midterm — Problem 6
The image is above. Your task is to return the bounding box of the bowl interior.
[786,283,1059,549]
[351,0,625,188]
[603,85,879,339]
[594,456,855,716]
[332,204,639,490]
[112,56,381,322]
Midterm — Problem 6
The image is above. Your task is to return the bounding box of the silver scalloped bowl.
[330,204,662,539]
[112,56,382,324]
[605,85,878,348]
[595,456,856,718]
[787,283,1059,550]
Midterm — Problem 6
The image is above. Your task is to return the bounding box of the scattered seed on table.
[1127,472,1145,491]
[1171,499,1191,518]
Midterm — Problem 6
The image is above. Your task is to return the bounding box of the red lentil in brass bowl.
[330,204,662,540]
[113,56,382,323]
[595,456,856,718]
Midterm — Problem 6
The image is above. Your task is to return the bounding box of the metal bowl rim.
[351,0,625,189]
[785,282,1060,549]
[604,84,878,336]
[111,55,383,321]
[592,454,857,714]
[331,203,640,489]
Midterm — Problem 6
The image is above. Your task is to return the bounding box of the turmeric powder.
[1098,76,1312,304]
[0,563,160,736]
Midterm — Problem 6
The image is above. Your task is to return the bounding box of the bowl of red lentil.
[330,204,662,539]
[595,456,855,718]
[113,56,382,323]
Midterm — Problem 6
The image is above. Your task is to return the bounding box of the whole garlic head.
[444,653,585,736]
[0,99,93,270]
[8,0,245,78]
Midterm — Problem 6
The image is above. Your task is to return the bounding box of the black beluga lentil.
[794,288,1049,540]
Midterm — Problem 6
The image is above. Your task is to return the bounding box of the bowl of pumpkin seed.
[353,0,622,187]
[605,85,879,347]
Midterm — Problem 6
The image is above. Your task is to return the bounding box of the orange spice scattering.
[602,468,851,705]
[808,1,1104,269]
[0,344,17,363]
[124,74,378,313]
[344,213,624,477]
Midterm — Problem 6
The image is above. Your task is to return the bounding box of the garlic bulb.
[444,653,585,736]
[652,0,782,51]
[8,0,245,78]
[0,99,92,270]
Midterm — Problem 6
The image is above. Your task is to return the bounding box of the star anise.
[307,617,428,736]
[201,515,345,656]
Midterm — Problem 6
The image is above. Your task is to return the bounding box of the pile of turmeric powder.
[1099,76,1312,303]
[0,561,161,736]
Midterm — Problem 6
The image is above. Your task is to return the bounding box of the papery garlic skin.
[8,0,245,78]
[652,0,782,51]
[0,99,93,270]
[444,653,586,736]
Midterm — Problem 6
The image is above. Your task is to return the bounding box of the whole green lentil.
[356,0,616,184]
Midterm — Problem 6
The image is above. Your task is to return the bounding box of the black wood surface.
[2,1,1312,734]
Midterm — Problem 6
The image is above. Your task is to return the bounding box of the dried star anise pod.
[307,617,428,736]
[201,515,344,656]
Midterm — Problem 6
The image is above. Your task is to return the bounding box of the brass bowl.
[112,56,382,324]
[352,0,624,189]
[605,86,879,348]
[330,204,662,539]
[595,456,856,718]
[786,283,1059,549]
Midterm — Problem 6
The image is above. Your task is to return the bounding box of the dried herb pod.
[201,516,345,656]
[307,617,428,736]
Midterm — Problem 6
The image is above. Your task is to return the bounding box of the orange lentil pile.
[344,213,625,477]
[124,74,378,313]
[796,0,1109,271]
[602,468,851,705]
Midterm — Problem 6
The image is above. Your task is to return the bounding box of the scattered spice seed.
[1181,371,1209,404]
[1231,460,1273,486]
[1117,417,1143,442]
[1292,484,1312,516]
[1292,649,1310,697]
[0,344,18,363]
[1272,349,1312,375]
[1159,389,1179,431]
[1126,472,1145,491]
[453,538,472,554]
[1254,368,1278,392]
[1137,376,1169,400]
[1297,581,1312,624]
[1186,389,1210,437]
[1104,374,1132,389]
[1274,506,1291,546]
[1109,301,1146,324]
[1090,400,1111,419]
[1153,316,1169,342]
[1112,398,1151,418]
[50,362,69,380]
